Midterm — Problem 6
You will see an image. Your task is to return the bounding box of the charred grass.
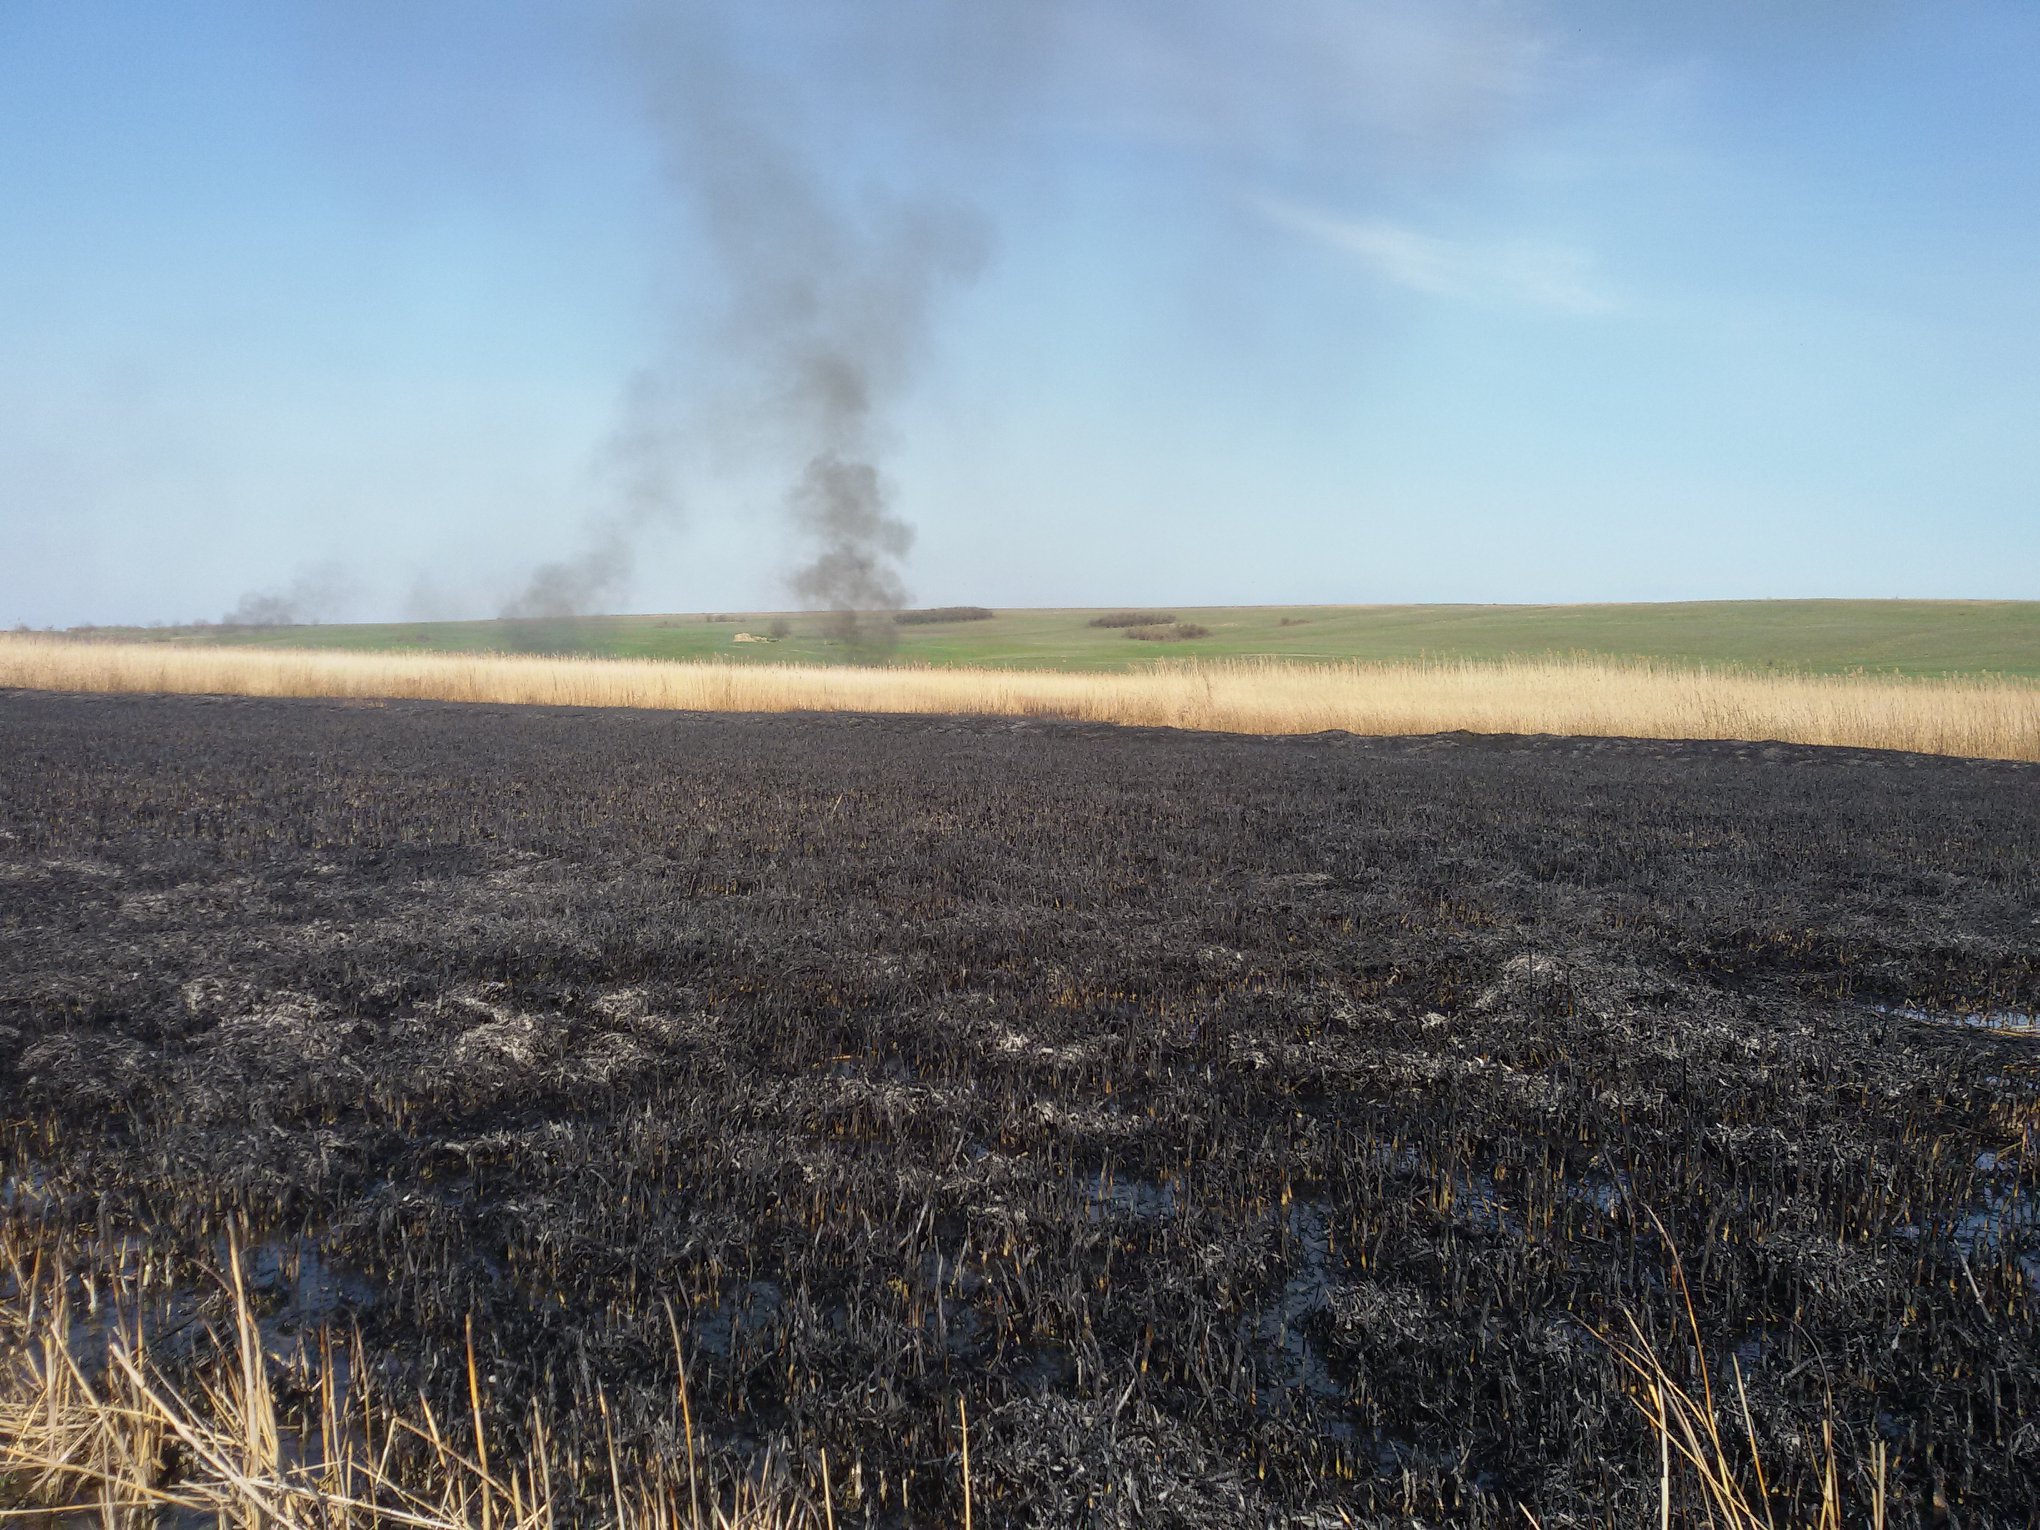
[2,690,2037,1525]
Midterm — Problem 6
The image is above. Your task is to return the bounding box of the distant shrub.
[1278,616,1310,627]
[1124,622,1211,642]
[894,606,996,626]
[1089,611,1177,629]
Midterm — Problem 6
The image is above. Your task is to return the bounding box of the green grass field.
[77,600,2040,679]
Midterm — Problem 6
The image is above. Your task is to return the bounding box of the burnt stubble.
[2,690,2036,1525]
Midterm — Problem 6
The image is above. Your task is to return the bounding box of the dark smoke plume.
[788,455,913,626]
[497,14,990,647]
[223,562,356,627]
[683,134,990,648]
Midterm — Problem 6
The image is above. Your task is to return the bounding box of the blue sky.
[2,0,2035,626]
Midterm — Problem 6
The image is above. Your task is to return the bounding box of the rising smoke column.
[499,11,990,643]
[732,195,989,646]
[649,13,989,646]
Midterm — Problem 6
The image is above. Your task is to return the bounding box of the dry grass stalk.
[0,1239,820,1530]
[1596,1215,1891,1530]
[957,1398,971,1530]
[2,635,2034,761]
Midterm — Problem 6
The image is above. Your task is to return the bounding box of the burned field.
[2,690,2037,1526]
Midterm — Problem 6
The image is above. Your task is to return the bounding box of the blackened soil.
[3,690,2037,1526]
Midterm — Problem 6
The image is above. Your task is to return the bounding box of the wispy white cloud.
[1051,0,1555,168]
[1257,198,1620,316]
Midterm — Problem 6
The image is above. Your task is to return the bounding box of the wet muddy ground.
[2,689,2036,1526]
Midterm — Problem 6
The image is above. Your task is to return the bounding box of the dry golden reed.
[0,1229,824,1530]
[2,635,2035,762]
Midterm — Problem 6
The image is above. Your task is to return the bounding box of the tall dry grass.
[2,634,2035,761]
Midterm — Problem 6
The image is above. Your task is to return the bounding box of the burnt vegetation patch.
[1,690,2036,1525]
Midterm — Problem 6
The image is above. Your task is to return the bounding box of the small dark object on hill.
[894,606,996,625]
[1089,610,1178,628]
[1125,622,1210,641]
[1278,616,1311,627]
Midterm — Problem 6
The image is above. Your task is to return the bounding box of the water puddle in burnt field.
[1866,1002,2040,1035]
[1079,1164,1180,1223]
[1,1217,386,1504]
[687,1278,786,1361]
[1894,1145,2040,1293]
[1243,1199,1347,1413]
[240,1232,378,1335]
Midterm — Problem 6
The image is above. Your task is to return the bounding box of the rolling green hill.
[80,600,2040,679]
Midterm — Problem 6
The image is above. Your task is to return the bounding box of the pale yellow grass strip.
[2,635,2035,761]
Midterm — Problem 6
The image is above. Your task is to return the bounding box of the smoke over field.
[501,11,991,643]
[2,691,2035,1524]
[95,4,1629,636]
[501,521,637,622]
[222,562,358,628]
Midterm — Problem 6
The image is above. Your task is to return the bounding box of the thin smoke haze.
[252,4,1558,635]
[499,526,633,622]
[502,371,681,621]
[223,562,357,628]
